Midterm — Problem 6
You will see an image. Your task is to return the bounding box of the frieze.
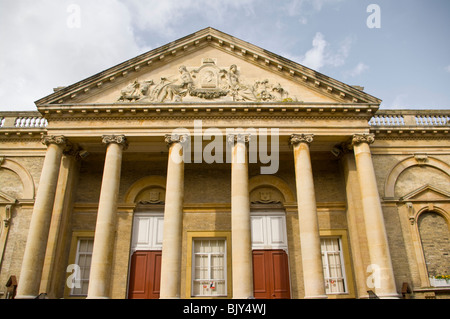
[117,59,297,103]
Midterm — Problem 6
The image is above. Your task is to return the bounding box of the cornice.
[35,27,381,107]
[37,103,378,122]
[371,127,449,140]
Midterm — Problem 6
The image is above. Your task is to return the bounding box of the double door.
[128,251,161,299]
[251,212,291,299]
[252,249,290,299]
[128,213,163,299]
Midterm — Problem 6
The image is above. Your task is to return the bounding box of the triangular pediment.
[35,27,381,107]
[0,191,16,204]
[401,184,450,202]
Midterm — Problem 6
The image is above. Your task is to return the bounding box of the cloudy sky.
[1,0,449,111]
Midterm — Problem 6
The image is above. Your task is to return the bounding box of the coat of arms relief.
[117,58,297,103]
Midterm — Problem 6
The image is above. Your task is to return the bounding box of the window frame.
[321,236,348,295]
[186,231,232,299]
[319,229,355,299]
[70,237,94,296]
[64,231,94,299]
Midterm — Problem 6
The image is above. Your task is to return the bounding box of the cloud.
[445,65,450,73]
[0,0,259,111]
[298,32,352,71]
[345,62,369,78]
[0,0,146,110]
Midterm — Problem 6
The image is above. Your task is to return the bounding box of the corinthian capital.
[102,134,128,150]
[164,133,189,147]
[289,134,314,145]
[226,133,251,145]
[352,133,375,146]
[42,135,67,146]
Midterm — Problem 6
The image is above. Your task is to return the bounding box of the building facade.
[0,28,449,299]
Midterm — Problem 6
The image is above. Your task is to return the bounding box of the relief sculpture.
[118,58,297,103]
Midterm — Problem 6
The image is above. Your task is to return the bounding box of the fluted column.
[87,135,127,299]
[16,135,67,299]
[160,134,187,299]
[228,133,253,299]
[352,134,398,298]
[289,134,327,299]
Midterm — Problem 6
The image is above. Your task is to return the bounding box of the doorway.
[251,212,291,299]
[128,212,164,299]
[252,249,290,299]
[128,251,161,299]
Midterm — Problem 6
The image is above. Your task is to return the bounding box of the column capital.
[41,135,67,147]
[226,133,251,145]
[164,133,189,147]
[289,133,314,146]
[102,134,128,150]
[352,133,375,146]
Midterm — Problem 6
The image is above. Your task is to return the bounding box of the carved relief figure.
[117,59,297,103]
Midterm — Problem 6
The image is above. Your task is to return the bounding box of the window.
[192,239,227,297]
[71,238,94,296]
[321,237,347,294]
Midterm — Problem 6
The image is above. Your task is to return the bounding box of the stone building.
[0,28,449,299]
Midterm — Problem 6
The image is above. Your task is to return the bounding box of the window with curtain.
[321,237,347,294]
[192,239,227,297]
[71,238,94,296]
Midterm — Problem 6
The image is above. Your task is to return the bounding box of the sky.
[0,0,449,111]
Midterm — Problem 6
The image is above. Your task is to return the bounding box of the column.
[16,135,67,299]
[340,148,371,298]
[159,134,187,299]
[289,134,327,299]
[228,133,253,299]
[87,135,127,299]
[40,145,82,298]
[352,134,399,298]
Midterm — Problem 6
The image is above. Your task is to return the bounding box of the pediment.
[0,191,16,204]
[401,184,450,202]
[35,27,381,107]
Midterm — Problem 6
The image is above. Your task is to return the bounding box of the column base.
[304,295,328,299]
[15,294,38,299]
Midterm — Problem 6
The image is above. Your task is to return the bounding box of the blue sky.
[1,0,449,111]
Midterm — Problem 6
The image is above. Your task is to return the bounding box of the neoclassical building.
[0,28,449,299]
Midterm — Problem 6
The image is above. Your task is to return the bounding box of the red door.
[128,251,161,299]
[252,250,290,299]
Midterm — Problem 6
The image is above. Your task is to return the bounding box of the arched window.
[418,211,450,286]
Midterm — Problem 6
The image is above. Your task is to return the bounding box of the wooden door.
[128,251,161,299]
[252,250,290,299]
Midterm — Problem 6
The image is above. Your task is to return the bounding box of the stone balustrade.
[369,110,449,127]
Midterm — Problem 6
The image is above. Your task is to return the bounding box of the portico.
[8,28,411,300]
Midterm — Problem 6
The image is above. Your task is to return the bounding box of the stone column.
[87,135,127,299]
[160,134,187,299]
[228,133,253,299]
[289,134,327,299]
[16,135,67,299]
[352,133,399,298]
[40,145,82,298]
